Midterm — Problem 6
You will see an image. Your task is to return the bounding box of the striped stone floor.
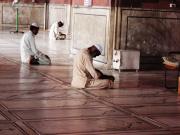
[0,30,179,135]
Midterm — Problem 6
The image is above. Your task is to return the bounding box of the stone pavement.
[0,30,179,134]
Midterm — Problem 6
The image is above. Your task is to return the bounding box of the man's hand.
[95,69,103,78]
[44,55,50,59]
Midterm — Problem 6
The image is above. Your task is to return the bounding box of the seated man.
[49,21,66,41]
[20,22,51,65]
[71,44,115,89]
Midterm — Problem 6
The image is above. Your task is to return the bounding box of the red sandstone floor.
[0,30,180,135]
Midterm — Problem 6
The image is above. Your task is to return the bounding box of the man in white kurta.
[49,21,66,41]
[71,45,114,89]
[20,23,51,65]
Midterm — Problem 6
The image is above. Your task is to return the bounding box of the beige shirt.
[71,49,98,88]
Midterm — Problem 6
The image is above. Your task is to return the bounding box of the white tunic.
[49,22,64,41]
[71,49,99,88]
[20,31,43,63]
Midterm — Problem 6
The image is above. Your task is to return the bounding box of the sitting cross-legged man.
[71,44,115,89]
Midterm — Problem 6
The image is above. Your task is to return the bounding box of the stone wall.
[0,0,110,28]
[0,3,2,27]
[0,3,45,28]
[119,8,180,56]
[48,4,70,34]
[71,6,111,64]
[118,8,180,69]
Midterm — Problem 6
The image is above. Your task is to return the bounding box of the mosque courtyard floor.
[0,30,179,135]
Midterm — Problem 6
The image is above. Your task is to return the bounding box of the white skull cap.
[94,44,103,54]
[31,22,39,28]
[59,21,64,23]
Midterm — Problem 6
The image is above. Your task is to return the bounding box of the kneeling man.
[71,45,115,89]
[20,23,51,65]
[49,21,66,41]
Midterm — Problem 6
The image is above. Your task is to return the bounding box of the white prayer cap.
[59,20,64,23]
[31,22,39,28]
[94,44,103,54]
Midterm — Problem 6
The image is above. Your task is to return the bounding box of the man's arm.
[29,36,43,58]
[95,69,103,77]
[54,23,60,39]
[84,55,99,79]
